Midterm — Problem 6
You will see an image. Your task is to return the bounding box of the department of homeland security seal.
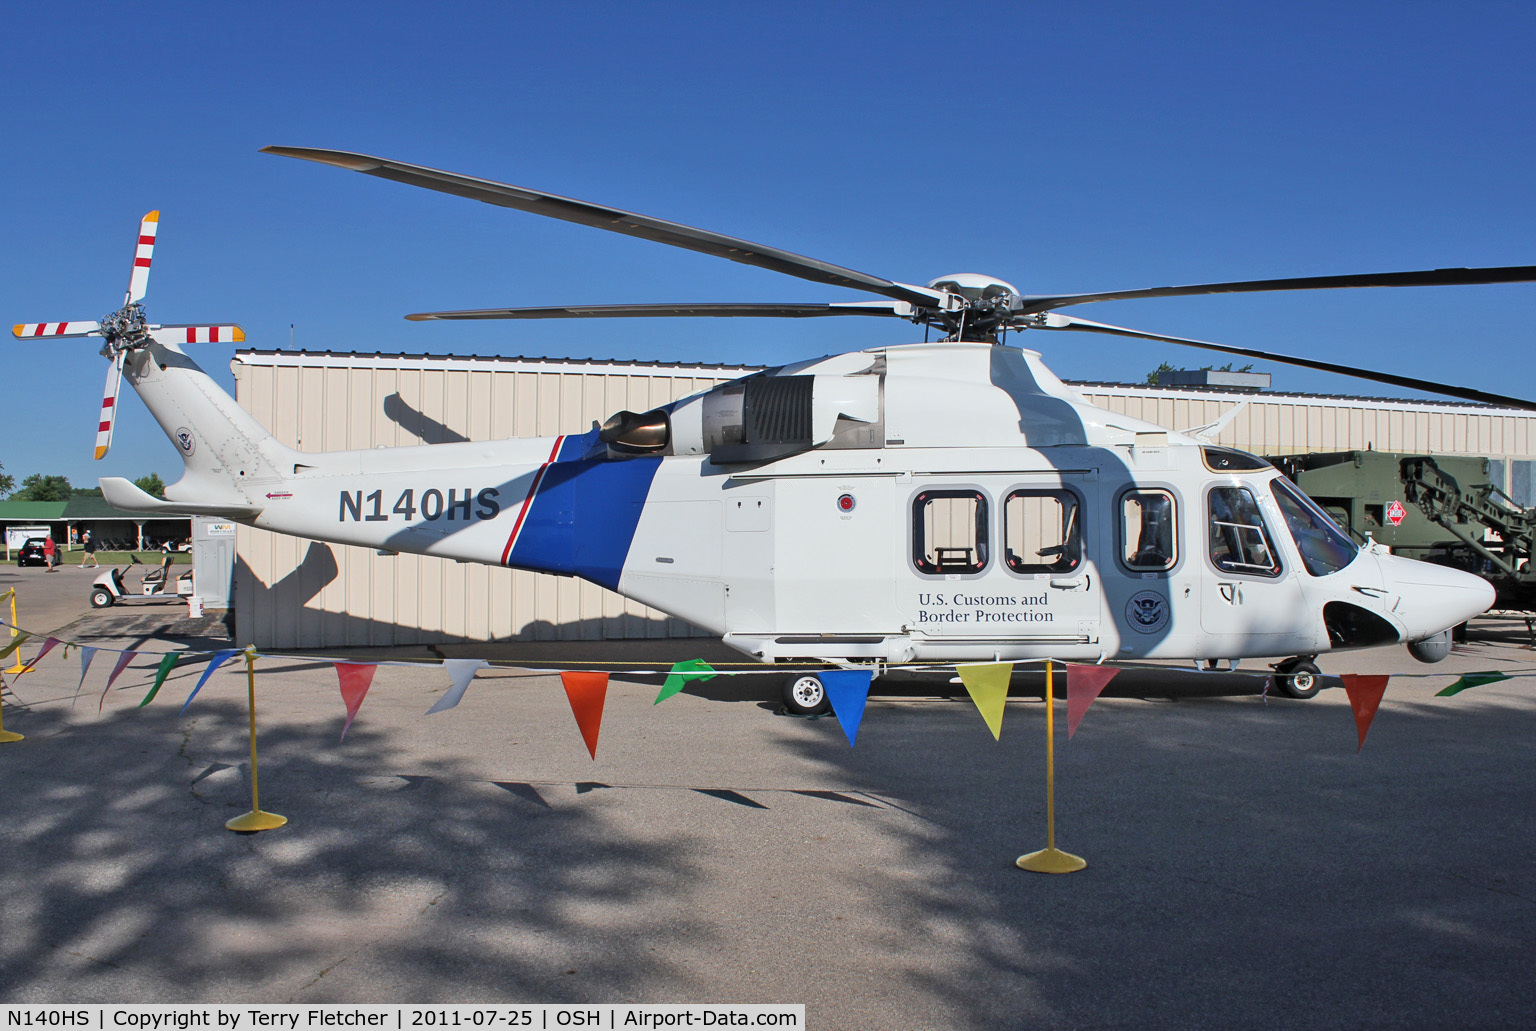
[174,427,196,456]
[1125,590,1169,634]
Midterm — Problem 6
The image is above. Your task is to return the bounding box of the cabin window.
[1271,477,1359,576]
[1004,489,1081,574]
[913,489,988,575]
[1208,487,1282,577]
[1120,489,1177,571]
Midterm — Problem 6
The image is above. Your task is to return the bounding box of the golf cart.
[90,553,194,607]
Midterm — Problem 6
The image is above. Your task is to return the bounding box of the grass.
[11,550,189,568]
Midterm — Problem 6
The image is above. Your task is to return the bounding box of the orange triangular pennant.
[1066,664,1120,738]
[336,662,379,740]
[561,671,609,759]
[1340,674,1390,752]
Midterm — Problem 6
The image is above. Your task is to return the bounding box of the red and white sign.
[1386,500,1407,526]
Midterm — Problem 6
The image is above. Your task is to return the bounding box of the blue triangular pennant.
[181,649,240,714]
[821,669,874,747]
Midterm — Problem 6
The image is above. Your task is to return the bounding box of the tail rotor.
[12,212,244,460]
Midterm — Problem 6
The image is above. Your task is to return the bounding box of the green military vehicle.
[1268,449,1535,611]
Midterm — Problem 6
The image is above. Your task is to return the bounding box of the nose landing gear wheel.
[1273,657,1322,699]
[782,673,831,715]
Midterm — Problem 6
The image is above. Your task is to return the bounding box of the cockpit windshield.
[1271,476,1359,576]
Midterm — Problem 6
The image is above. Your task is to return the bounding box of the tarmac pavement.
[1,563,1534,1028]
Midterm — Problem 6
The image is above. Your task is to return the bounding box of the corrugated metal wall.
[232,352,748,649]
[232,351,1536,648]
[1074,386,1536,459]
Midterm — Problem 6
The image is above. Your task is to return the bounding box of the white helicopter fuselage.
[104,334,1493,669]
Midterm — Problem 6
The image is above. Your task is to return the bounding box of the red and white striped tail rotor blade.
[95,353,125,460]
[12,321,102,339]
[124,210,160,305]
[151,325,246,345]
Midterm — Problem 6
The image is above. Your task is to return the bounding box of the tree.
[0,461,12,499]
[133,473,166,499]
[13,473,72,502]
[1146,362,1176,385]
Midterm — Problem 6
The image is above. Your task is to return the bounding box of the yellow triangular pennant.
[957,662,1013,740]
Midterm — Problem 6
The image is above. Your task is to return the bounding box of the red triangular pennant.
[1340,674,1390,752]
[336,662,379,741]
[561,671,609,759]
[1066,664,1121,738]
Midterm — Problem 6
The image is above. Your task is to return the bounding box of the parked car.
[15,538,49,567]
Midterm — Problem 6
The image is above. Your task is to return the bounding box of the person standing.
[43,535,57,572]
[82,529,98,569]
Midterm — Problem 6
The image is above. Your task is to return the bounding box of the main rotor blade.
[125,211,159,305]
[1030,312,1536,412]
[1019,266,1536,314]
[405,301,914,321]
[262,146,946,311]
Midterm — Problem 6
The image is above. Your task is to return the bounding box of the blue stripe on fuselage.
[506,432,663,591]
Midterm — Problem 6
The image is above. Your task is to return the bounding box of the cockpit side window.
[1271,477,1359,576]
[1120,489,1177,571]
[1208,486,1282,577]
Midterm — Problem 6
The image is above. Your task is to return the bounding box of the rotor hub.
[925,274,1023,342]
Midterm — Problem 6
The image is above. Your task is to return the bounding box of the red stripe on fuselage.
[501,435,565,566]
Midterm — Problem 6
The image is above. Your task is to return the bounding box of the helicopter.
[16,148,1535,714]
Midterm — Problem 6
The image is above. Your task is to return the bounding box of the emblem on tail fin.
[175,427,196,456]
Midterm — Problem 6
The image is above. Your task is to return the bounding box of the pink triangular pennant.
[20,636,62,676]
[561,671,609,759]
[1066,664,1121,738]
[335,662,379,740]
[99,651,139,711]
[1341,674,1390,752]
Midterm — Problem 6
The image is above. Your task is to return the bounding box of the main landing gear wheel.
[782,673,831,716]
[1273,657,1322,699]
[90,588,114,608]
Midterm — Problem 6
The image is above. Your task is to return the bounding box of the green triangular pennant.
[0,633,30,662]
[139,653,180,707]
[655,659,717,704]
[1435,671,1509,697]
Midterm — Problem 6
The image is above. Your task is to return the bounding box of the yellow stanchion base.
[225,810,287,833]
[1016,847,1087,874]
[0,730,23,743]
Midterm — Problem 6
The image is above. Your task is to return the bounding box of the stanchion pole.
[0,672,22,744]
[5,591,23,675]
[1017,660,1085,873]
[225,646,286,833]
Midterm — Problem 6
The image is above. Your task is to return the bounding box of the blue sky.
[5,0,1534,487]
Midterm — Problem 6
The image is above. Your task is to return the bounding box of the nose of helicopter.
[1377,553,1496,639]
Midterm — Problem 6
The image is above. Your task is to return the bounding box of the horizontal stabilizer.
[99,477,263,519]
